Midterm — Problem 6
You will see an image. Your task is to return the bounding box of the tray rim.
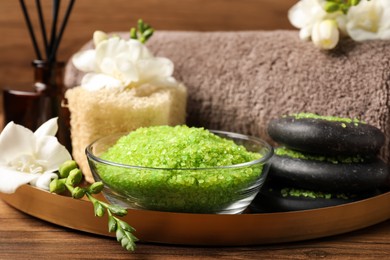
[1,184,389,246]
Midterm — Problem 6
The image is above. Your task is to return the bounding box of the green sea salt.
[275,147,367,164]
[287,112,365,125]
[98,125,265,213]
[280,187,349,200]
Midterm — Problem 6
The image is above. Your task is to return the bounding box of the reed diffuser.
[4,0,75,151]
[19,0,75,62]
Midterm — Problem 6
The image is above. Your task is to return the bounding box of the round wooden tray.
[1,184,389,246]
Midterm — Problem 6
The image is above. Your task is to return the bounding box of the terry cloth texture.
[65,30,390,163]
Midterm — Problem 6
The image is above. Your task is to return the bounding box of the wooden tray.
[1,184,389,246]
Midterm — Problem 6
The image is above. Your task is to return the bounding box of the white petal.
[335,15,347,36]
[135,52,176,87]
[72,49,97,72]
[126,39,145,61]
[288,0,327,29]
[96,37,130,65]
[31,172,58,191]
[299,26,313,41]
[139,44,154,59]
[0,166,39,194]
[81,73,123,91]
[137,57,174,82]
[288,2,310,29]
[93,30,108,47]
[128,39,154,59]
[115,54,139,84]
[34,118,58,138]
[0,122,35,164]
[35,136,72,173]
[99,57,117,75]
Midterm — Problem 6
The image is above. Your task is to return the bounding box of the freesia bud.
[93,201,105,217]
[93,30,108,47]
[351,0,360,6]
[71,187,86,199]
[108,205,128,217]
[66,168,83,186]
[59,160,78,178]
[324,2,340,13]
[49,179,66,194]
[312,19,340,50]
[130,28,137,39]
[108,215,117,232]
[88,181,104,194]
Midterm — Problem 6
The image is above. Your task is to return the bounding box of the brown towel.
[65,30,390,162]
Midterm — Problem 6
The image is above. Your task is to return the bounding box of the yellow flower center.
[9,155,46,174]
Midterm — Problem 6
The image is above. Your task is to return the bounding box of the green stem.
[85,192,137,251]
[50,161,137,252]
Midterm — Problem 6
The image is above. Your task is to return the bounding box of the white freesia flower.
[288,0,329,41]
[346,0,390,41]
[289,0,390,49]
[72,31,177,91]
[312,19,340,49]
[0,118,72,194]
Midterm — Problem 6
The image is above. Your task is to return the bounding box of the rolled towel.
[65,30,390,163]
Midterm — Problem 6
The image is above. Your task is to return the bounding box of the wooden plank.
[1,198,390,259]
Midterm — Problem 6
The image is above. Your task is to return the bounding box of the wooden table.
[1,199,389,259]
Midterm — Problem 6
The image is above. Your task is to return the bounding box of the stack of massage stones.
[250,113,390,212]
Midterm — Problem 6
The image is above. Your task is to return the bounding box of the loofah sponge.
[66,84,187,183]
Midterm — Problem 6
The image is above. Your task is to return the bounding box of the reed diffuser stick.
[19,0,42,60]
[35,0,49,59]
[49,0,61,60]
[20,0,75,62]
[49,0,75,63]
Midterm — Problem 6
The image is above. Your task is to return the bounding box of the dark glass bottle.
[3,60,72,152]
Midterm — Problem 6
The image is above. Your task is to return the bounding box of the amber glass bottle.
[3,60,71,151]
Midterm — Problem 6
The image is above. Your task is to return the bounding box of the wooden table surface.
[1,199,389,259]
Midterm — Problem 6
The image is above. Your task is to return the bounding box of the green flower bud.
[130,27,137,39]
[137,19,145,33]
[126,242,136,252]
[88,181,104,194]
[59,160,78,178]
[139,36,145,44]
[324,2,340,13]
[71,187,86,199]
[121,238,129,248]
[118,219,135,232]
[93,201,105,217]
[116,228,125,241]
[351,0,360,6]
[142,28,154,42]
[108,215,117,232]
[108,205,128,217]
[66,168,83,186]
[49,179,66,194]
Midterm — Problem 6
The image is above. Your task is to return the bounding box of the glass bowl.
[86,130,273,214]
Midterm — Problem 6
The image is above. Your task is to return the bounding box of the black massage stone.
[268,116,385,155]
[268,154,390,193]
[249,187,380,212]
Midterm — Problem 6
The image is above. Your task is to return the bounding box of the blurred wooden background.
[0,0,296,91]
